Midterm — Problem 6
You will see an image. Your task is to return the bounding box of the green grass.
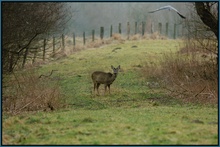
[3,106,218,145]
[2,39,218,145]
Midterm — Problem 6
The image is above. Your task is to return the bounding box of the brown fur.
[91,65,120,95]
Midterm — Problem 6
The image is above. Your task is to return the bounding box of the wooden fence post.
[22,47,29,68]
[32,49,37,63]
[73,33,75,49]
[135,22,137,34]
[118,23,121,34]
[43,39,46,61]
[92,30,95,42]
[142,21,145,36]
[127,22,130,39]
[158,22,162,34]
[53,36,55,54]
[166,23,169,37]
[83,32,86,45]
[100,27,104,40]
[62,34,65,50]
[110,25,113,37]
[173,24,176,39]
[151,22,154,34]
[181,24,184,38]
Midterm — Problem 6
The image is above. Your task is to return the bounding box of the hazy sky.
[65,2,191,37]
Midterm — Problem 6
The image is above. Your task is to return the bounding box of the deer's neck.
[113,73,118,78]
[113,73,118,80]
[107,73,117,83]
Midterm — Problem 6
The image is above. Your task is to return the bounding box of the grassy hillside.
[2,39,218,145]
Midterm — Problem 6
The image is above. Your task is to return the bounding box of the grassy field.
[2,39,218,145]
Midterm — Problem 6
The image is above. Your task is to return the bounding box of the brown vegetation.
[2,70,63,115]
[142,41,218,105]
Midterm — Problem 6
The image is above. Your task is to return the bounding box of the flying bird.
[148,5,186,19]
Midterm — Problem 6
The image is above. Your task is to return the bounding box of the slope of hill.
[3,39,218,145]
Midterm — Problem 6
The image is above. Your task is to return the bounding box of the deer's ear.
[118,65,120,69]
[111,65,114,69]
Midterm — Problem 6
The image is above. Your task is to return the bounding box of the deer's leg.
[104,84,108,95]
[108,85,111,94]
[96,83,100,95]
[93,83,96,94]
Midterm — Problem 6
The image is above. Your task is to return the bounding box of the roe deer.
[91,65,120,95]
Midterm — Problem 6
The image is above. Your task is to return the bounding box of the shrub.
[112,33,122,40]
[142,43,217,105]
[2,69,63,114]
[130,34,141,40]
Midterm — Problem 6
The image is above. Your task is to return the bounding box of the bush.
[142,42,217,105]
[2,69,63,114]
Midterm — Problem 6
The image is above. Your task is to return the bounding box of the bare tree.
[183,2,218,55]
[2,2,71,73]
[195,2,218,39]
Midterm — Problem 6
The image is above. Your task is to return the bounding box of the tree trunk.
[195,2,218,39]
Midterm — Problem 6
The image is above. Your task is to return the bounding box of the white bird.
[148,5,186,19]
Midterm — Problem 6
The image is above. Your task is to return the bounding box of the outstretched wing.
[148,5,171,13]
[176,12,186,19]
[166,5,179,12]
[168,5,186,19]
[148,5,186,19]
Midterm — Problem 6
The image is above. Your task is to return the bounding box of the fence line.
[23,21,184,67]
